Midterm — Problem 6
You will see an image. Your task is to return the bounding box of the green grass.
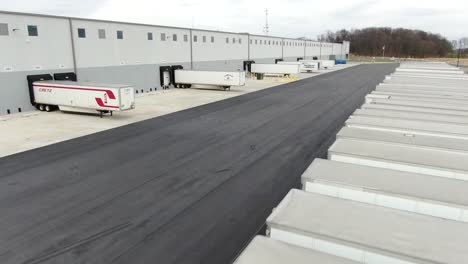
[348,55,397,63]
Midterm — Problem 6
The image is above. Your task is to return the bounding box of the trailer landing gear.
[99,110,113,118]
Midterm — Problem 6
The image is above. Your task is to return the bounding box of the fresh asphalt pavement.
[0,63,397,264]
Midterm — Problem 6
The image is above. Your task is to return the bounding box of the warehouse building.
[0,10,350,115]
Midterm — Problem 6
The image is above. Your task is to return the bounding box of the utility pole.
[457,39,462,67]
[263,9,269,36]
[318,35,322,59]
[382,45,385,58]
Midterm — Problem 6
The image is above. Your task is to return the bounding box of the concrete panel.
[191,59,244,71]
[267,189,468,264]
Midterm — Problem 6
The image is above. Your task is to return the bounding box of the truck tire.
[38,104,45,111]
[45,105,52,112]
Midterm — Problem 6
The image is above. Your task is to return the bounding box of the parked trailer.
[361,103,468,117]
[390,74,468,81]
[317,60,335,69]
[395,68,464,75]
[250,63,300,75]
[337,126,468,152]
[365,95,468,110]
[379,82,468,90]
[234,236,359,264]
[346,115,468,140]
[352,108,468,124]
[328,138,468,180]
[384,76,468,87]
[371,90,468,102]
[300,59,335,69]
[267,189,468,264]
[365,97,468,112]
[32,80,135,116]
[302,159,468,222]
[277,61,318,73]
[174,70,245,90]
[375,86,468,98]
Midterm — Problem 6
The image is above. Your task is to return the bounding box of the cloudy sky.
[1,0,467,40]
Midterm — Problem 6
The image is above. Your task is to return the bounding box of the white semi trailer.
[300,60,335,69]
[250,63,301,75]
[32,80,135,116]
[267,189,468,264]
[174,70,245,90]
[277,61,318,73]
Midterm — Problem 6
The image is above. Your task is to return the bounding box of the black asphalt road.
[0,64,397,264]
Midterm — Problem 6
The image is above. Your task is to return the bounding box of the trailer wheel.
[45,105,52,112]
[38,104,45,111]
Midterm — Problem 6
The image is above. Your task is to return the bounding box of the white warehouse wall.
[0,10,350,115]
[0,13,74,72]
[304,41,317,60]
[283,39,306,60]
[71,19,191,67]
[249,35,283,62]
[0,12,74,114]
[191,30,248,71]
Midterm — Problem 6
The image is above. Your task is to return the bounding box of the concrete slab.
[361,103,468,116]
[328,138,468,180]
[267,189,468,264]
[233,236,360,264]
[302,159,468,222]
[352,108,468,124]
[346,115,468,140]
[336,126,468,152]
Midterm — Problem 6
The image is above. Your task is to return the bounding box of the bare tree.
[323,27,452,58]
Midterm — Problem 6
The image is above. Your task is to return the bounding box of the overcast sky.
[1,0,467,40]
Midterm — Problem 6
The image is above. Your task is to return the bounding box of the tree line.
[319,28,453,58]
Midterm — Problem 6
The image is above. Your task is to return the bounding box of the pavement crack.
[23,222,132,264]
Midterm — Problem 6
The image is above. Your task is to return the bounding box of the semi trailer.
[267,189,468,264]
[174,69,245,90]
[250,63,301,76]
[277,61,318,73]
[299,59,335,69]
[28,74,135,117]
[302,158,468,223]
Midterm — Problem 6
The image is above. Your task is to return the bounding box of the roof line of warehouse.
[0,9,345,44]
